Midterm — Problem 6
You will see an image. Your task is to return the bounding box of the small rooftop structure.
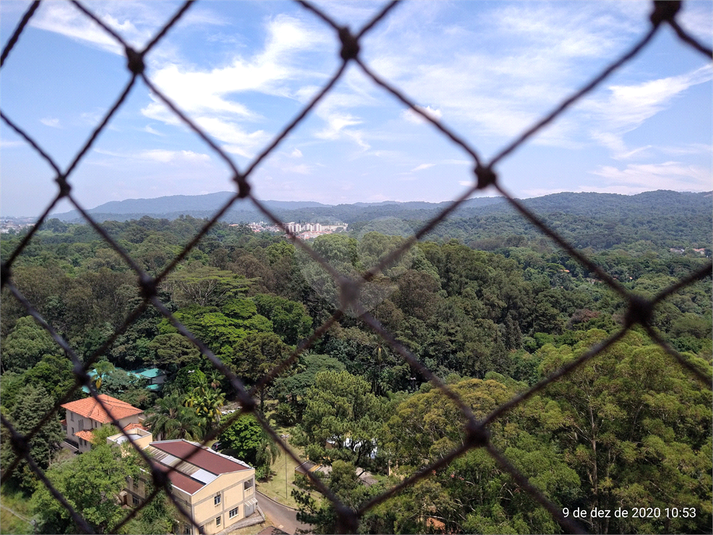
[295,460,318,476]
[107,426,153,448]
[82,367,166,394]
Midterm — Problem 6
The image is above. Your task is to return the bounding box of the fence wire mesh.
[1,1,711,534]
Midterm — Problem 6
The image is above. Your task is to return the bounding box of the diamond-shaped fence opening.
[1,1,711,534]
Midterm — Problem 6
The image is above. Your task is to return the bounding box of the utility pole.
[281,434,290,501]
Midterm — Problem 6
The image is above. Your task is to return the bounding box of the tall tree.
[298,370,385,468]
[217,414,279,479]
[383,377,580,534]
[0,385,63,492]
[231,332,290,411]
[1,316,58,372]
[539,329,712,534]
[164,263,249,307]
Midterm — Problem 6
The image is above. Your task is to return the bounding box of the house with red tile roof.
[61,394,143,453]
[123,439,258,535]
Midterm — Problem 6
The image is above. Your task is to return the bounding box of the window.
[229,507,239,519]
[216,516,221,527]
[78,419,83,430]
[214,494,221,506]
[132,496,139,506]
[70,412,74,421]
[244,479,253,490]
[71,427,74,435]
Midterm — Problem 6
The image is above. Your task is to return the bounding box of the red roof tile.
[61,394,142,424]
[150,441,248,475]
[75,430,95,441]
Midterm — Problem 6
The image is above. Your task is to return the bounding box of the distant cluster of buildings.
[669,247,708,256]
[0,218,34,234]
[241,221,348,240]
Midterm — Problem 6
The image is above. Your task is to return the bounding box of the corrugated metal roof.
[145,440,251,496]
[152,461,204,495]
[190,468,218,485]
[150,440,249,475]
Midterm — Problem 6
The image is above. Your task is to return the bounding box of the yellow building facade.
[124,439,257,535]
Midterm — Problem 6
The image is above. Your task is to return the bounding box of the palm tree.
[184,386,226,435]
[208,370,223,391]
[256,432,281,470]
[92,360,116,390]
[145,394,204,441]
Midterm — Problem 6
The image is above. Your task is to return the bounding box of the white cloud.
[659,143,712,156]
[146,14,329,106]
[291,148,303,158]
[585,65,713,158]
[138,149,210,163]
[402,106,443,125]
[40,117,61,128]
[411,163,435,172]
[589,161,711,193]
[0,140,25,148]
[140,14,330,158]
[351,0,709,160]
[315,112,362,140]
[677,2,713,44]
[91,147,210,164]
[285,164,311,175]
[29,1,226,54]
[143,125,164,136]
[308,72,377,151]
[363,2,639,140]
[194,116,270,158]
[31,2,146,54]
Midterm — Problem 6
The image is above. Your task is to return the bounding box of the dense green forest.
[1,212,710,534]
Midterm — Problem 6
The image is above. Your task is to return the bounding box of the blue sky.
[1,0,711,217]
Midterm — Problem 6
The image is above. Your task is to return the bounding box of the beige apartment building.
[61,394,143,453]
[124,439,257,535]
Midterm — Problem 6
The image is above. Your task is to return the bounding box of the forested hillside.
[1,215,710,534]
[52,191,712,252]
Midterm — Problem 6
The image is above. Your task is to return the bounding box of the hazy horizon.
[3,187,712,221]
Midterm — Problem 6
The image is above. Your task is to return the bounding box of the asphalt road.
[257,491,311,534]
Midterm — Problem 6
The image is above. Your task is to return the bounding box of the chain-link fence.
[1,1,711,534]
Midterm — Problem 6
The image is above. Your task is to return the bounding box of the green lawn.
[227,521,272,535]
[257,412,318,510]
[0,485,33,535]
[257,443,303,509]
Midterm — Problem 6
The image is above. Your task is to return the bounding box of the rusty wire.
[1,1,711,534]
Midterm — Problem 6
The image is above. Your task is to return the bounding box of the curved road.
[257,491,311,534]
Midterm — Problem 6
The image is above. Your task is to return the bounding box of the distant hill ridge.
[53,190,711,225]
